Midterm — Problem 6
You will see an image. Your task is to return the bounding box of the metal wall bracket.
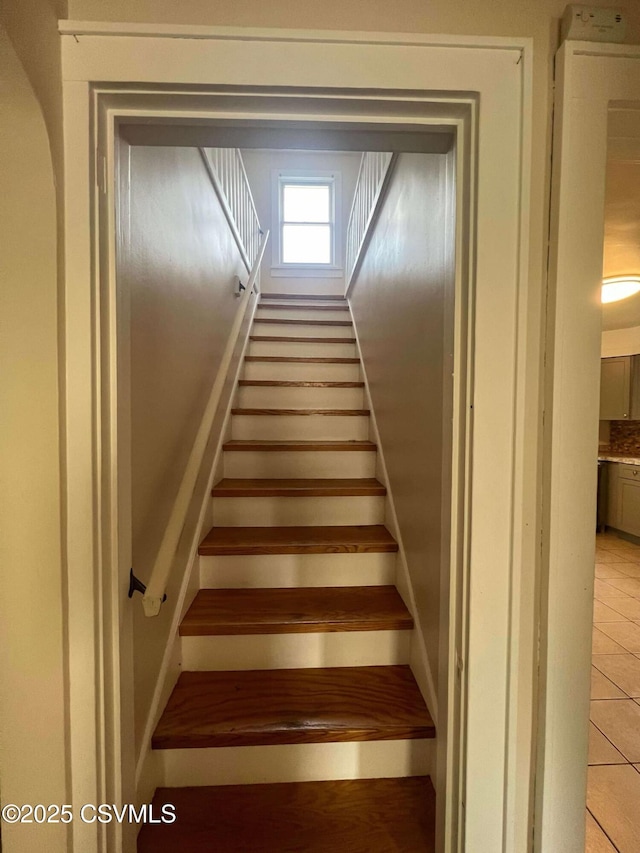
[128,568,167,603]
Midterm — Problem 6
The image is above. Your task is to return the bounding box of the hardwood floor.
[138,777,436,853]
[244,356,361,364]
[230,408,369,416]
[152,666,435,749]
[222,438,375,450]
[198,524,399,556]
[249,335,357,342]
[256,304,350,311]
[179,586,414,635]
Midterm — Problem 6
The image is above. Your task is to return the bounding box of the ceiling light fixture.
[602,276,640,304]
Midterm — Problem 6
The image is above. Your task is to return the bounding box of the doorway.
[59,26,532,853]
[113,105,464,853]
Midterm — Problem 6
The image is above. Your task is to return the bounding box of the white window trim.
[271,169,343,277]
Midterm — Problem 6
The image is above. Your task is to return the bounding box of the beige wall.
[240,149,360,295]
[0,23,68,853]
[602,160,640,331]
[125,145,246,751]
[64,0,640,317]
[350,153,454,698]
[1,0,66,177]
[604,161,640,280]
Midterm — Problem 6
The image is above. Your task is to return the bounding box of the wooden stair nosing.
[257,304,350,312]
[249,335,356,344]
[139,777,436,853]
[198,524,398,556]
[151,665,435,749]
[254,318,353,327]
[179,586,413,636]
[245,356,360,364]
[231,407,369,416]
[222,440,376,452]
[211,477,386,498]
[238,380,364,388]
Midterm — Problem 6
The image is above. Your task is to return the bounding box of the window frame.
[271,169,343,277]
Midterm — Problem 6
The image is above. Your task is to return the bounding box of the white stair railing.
[140,231,269,617]
[200,148,262,269]
[345,152,395,291]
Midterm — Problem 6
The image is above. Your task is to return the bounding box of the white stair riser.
[223,449,376,479]
[255,308,350,321]
[211,495,385,527]
[253,322,353,339]
[261,286,344,297]
[159,739,433,787]
[243,361,361,382]
[199,552,397,588]
[232,414,370,441]
[260,300,348,309]
[181,630,411,671]
[248,340,357,358]
[236,385,364,409]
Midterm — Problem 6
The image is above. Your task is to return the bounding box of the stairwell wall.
[123,145,248,756]
[240,149,360,296]
[349,152,455,708]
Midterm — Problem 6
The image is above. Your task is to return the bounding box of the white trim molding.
[58,25,532,853]
[542,39,640,853]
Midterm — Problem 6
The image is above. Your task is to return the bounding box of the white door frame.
[540,40,640,853]
[58,23,533,853]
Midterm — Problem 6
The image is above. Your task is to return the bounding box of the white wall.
[602,325,640,358]
[0,23,68,853]
[241,149,361,294]
[604,160,640,280]
[124,146,247,754]
[350,152,455,705]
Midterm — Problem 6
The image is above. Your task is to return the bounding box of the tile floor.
[587,531,640,852]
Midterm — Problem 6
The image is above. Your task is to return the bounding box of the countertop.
[599,452,640,465]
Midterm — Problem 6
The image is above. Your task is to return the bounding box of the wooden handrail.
[141,231,269,616]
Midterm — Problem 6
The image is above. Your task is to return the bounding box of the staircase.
[138,292,436,852]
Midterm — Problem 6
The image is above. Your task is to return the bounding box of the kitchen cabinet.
[600,357,631,420]
[600,355,640,420]
[607,462,640,536]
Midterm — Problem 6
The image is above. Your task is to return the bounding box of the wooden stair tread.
[199,525,398,556]
[250,335,356,343]
[180,586,413,636]
[254,318,353,327]
[245,356,360,363]
[257,304,349,311]
[212,478,385,497]
[223,440,376,451]
[238,380,364,387]
[138,777,436,852]
[152,665,435,749]
[261,293,347,301]
[231,408,369,416]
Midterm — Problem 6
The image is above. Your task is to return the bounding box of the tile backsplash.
[608,420,640,454]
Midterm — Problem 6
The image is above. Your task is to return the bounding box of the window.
[272,171,342,275]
